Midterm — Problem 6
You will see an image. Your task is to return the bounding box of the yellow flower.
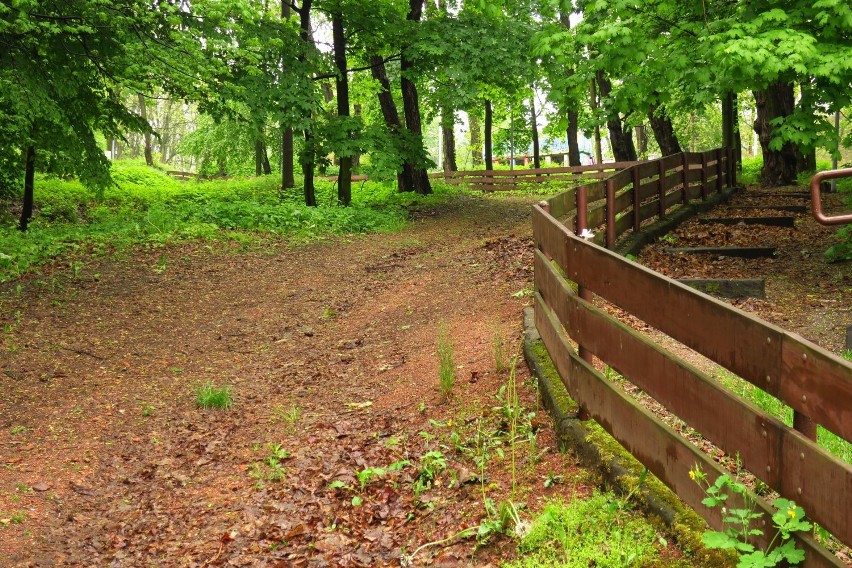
[787,509,796,519]
[689,470,696,481]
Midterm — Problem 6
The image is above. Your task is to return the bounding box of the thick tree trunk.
[567,110,580,166]
[589,80,602,164]
[634,124,648,158]
[137,94,154,167]
[332,12,352,206]
[484,99,493,170]
[530,96,540,169]
[298,0,316,205]
[19,145,35,232]
[399,0,431,195]
[596,71,636,161]
[441,110,457,172]
[648,103,682,156]
[753,82,797,186]
[371,55,415,191]
[469,113,482,167]
[281,0,295,189]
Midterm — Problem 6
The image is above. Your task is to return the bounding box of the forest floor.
[0,184,850,567]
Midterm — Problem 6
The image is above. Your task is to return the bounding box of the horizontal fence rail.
[533,149,851,567]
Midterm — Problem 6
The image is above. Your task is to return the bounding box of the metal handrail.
[810,168,852,225]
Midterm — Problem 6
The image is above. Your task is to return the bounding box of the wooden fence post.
[716,148,723,193]
[682,152,690,204]
[700,153,709,200]
[729,147,737,188]
[632,166,641,232]
[658,158,667,220]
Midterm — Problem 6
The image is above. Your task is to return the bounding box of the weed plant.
[436,324,455,395]
[492,330,508,374]
[194,381,233,409]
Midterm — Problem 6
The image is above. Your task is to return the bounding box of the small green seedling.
[195,382,233,409]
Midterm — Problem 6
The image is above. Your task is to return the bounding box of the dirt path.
[1,195,595,566]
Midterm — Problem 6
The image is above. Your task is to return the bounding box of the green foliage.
[504,492,661,567]
[690,466,810,567]
[194,381,232,410]
[249,444,290,485]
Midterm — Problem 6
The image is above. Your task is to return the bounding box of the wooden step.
[698,216,796,228]
[747,191,811,199]
[726,205,807,213]
[665,246,776,258]
[677,278,766,299]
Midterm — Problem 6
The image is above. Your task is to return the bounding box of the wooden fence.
[533,148,852,567]
[428,161,642,192]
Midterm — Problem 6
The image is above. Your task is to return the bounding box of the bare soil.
[1,184,849,567]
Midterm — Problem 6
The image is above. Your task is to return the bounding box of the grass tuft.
[437,324,456,395]
[195,381,233,410]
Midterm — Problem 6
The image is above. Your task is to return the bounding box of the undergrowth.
[0,160,462,283]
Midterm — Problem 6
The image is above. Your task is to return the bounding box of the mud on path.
[1,195,596,566]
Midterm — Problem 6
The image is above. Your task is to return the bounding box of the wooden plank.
[687,168,703,183]
[660,154,682,171]
[677,278,766,299]
[614,209,634,240]
[664,188,683,210]
[727,205,808,213]
[663,172,682,191]
[547,188,577,219]
[534,295,843,566]
[698,217,796,228]
[608,168,633,190]
[637,161,659,178]
[665,246,776,258]
[536,252,852,545]
[587,202,606,229]
[614,189,633,213]
[557,230,852,442]
[585,181,606,203]
[638,199,660,223]
[638,179,659,201]
[443,161,640,179]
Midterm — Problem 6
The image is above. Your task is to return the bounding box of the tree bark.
[753,82,797,186]
[332,11,352,206]
[137,94,154,167]
[370,55,414,191]
[634,124,648,158]
[589,80,602,164]
[281,0,295,189]
[255,138,263,176]
[469,112,482,167]
[596,71,636,161]
[530,96,540,169]
[261,141,272,175]
[559,11,581,166]
[484,99,493,170]
[441,109,457,172]
[19,145,35,232]
[648,103,682,156]
[399,0,431,194]
[298,0,316,205]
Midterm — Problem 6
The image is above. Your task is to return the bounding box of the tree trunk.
[137,94,154,167]
[469,112,482,167]
[734,94,742,169]
[281,0,295,189]
[261,141,272,175]
[19,145,35,232]
[399,0,431,195]
[441,109,457,172]
[647,103,682,156]
[352,104,361,168]
[161,99,173,164]
[530,96,540,169]
[596,71,636,161]
[634,124,648,158]
[753,83,797,186]
[589,80,602,164]
[484,99,493,170]
[255,139,263,176]
[567,110,580,166]
[298,0,316,205]
[332,11,352,206]
[371,55,414,191]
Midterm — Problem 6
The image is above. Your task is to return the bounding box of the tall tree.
[332,10,353,205]
[399,0,432,194]
[281,0,295,189]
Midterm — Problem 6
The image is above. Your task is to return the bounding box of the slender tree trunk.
[137,94,154,167]
[589,81,602,164]
[332,11,352,206]
[371,55,414,191]
[255,138,264,176]
[753,82,797,186]
[261,141,272,174]
[596,71,636,161]
[161,99,173,164]
[484,99,493,170]
[19,145,35,232]
[635,124,648,158]
[298,0,316,205]
[281,0,295,189]
[648,103,682,156]
[734,94,742,170]
[795,83,816,173]
[530,96,540,169]
[441,109,457,172]
[559,12,581,166]
[469,112,482,167]
[399,0,431,194]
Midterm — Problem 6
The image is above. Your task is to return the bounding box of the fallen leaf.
[344,401,373,409]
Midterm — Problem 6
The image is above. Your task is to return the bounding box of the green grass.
[717,370,852,464]
[0,160,463,283]
[194,381,233,410]
[503,492,665,568]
